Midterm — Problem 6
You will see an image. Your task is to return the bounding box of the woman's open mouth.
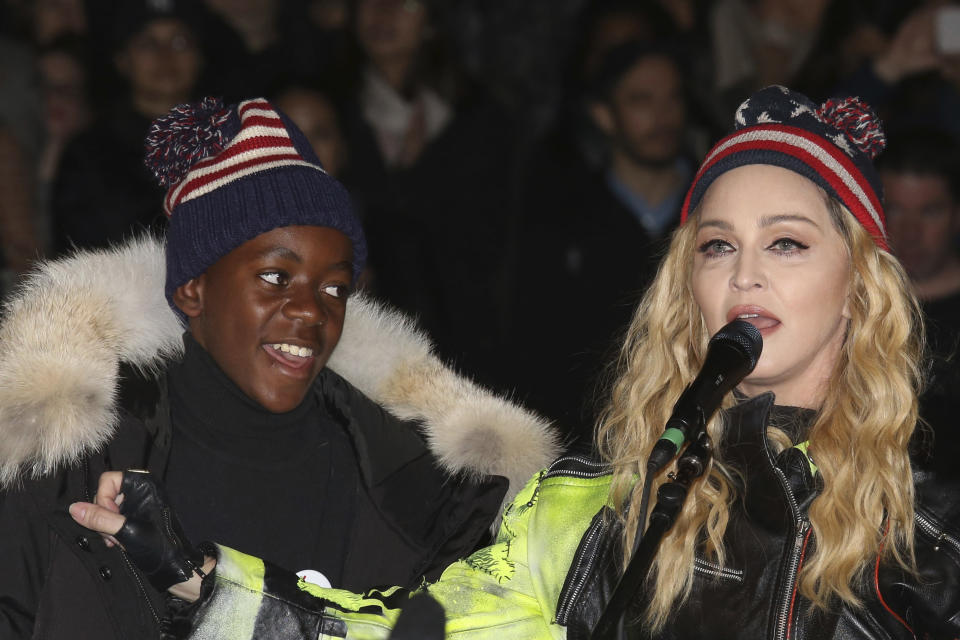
[727,306,782,335]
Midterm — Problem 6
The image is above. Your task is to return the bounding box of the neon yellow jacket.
[186,457,614,639]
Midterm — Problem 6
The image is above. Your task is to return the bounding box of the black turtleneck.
[164,333,358,584]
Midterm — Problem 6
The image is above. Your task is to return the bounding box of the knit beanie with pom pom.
[143,96,367,312]
[681,85,889,249]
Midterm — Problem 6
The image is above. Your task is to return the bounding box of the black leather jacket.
[563,393,960,639]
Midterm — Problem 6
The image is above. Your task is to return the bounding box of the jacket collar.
[720,393,818,532]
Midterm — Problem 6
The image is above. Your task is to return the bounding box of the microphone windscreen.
[710,319,763,369]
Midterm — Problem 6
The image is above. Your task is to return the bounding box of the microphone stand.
[589,430,714,640]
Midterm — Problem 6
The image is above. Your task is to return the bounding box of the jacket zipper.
[544,455,609,480]
[915,510,960,555]
[121,550,161,623]
[555,514,606,624]
[694,557,744,583]
[772,466,808,640]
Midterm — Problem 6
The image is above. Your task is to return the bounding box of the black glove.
[113,470,206,592]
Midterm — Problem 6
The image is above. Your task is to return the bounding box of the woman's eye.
[697,239,734,257]
[767,238,809,254]
[259,272,288,286]
[322,284,350,299]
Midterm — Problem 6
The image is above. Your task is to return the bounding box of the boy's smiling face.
[174,225,353,413]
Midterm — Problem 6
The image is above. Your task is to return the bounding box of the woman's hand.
[69,471,214,602]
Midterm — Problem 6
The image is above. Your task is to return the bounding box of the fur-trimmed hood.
[0,237,559,503]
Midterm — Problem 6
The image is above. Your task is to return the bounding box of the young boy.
[0,97,558,639]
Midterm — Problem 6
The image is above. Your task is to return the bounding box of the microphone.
[647,319,762,472]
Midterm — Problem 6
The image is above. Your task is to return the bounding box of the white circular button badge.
[296,569,332,590]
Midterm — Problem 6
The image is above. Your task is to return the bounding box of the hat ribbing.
[681,86,888,249]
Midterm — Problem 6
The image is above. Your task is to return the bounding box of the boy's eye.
[259,272,288,286]
[323,284,350,299]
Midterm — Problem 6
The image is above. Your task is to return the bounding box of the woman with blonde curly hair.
[71,86,960,640]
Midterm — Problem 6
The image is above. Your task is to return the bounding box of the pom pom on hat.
[144,97,236,187]
[815,96,886,161]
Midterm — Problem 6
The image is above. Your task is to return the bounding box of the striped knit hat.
[681,85,888,249]
[145,97,367,310]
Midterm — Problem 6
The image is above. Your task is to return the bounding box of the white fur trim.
[0,237,560,504]
[0,237,183,485]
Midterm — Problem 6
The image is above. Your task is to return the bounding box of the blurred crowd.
[1,0,959,453]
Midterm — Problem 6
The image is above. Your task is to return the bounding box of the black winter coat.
[0,366,508,639]
[0,238,558,640]
[0,240,561,640]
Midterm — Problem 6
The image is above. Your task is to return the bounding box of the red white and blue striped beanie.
[681,85,889,250]
[144,97,367,312]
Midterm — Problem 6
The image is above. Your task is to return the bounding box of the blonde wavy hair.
[596,198,925,631]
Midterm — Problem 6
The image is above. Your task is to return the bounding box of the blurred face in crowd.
[882,170,960,281]
[174,226,353,414]
[592,55,686,168]
[38,49,90,141]
[692,165,851,408]
[275,90,347,178]
[356,0,428,65]
[116,18,202,110]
